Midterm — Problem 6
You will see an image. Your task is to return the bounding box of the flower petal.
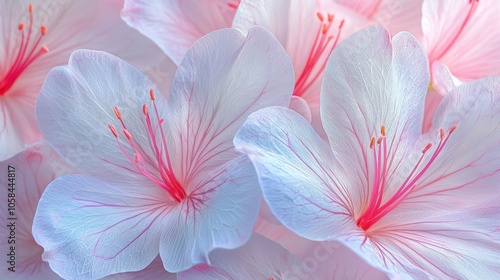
[116,257,177,280]
[0,142,73,279]
[32,175,169,279]
[411,77,500,206]
[422,0,500,81]
[235,107,356,240]
[178,234,317,280]
[371,0,424,38]
[289,96,312,123]
[36,50,165,186]
[122,0,236,65]
[321,25,429,196]
[158,156,261,272]
[166,26,294,184]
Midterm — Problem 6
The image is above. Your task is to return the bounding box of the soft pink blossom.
[32,26,294,279]
[423,0,500,94]
[0,0,165,161]
[235,25,500,278]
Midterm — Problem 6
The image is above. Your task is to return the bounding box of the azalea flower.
[233,0,369,133]
[33,26,294,279]
[122,0,240,65]
[0,0,164,161]
[0,142,74,279]
[235,25,500,278]
[423,0,500,94]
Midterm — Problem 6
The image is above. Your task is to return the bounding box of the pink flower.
[423,0,500,94]
[0,0,164,161]
[235,25,500,278]
[33,26,294,279]
[122,0,239,65]
[0,142,74,279]
[233,0,370,134]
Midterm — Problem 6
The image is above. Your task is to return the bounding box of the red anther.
[381,125,386,136]
[18,23,25,30]
[339,19,345,28]
[422,143,432,153]
[150,88,155,100]
[377,137,383,144]
[440,128,445,139]
[142,104,148,115]
[108,124,118,138]
[123,129,133,141]
[327,13,334,22]
[370,137,376,149]
[322,24,328,34]
[113,107,122,120]
[159,119,165,125]
[41,46,49,52]
[41,26,47,35]
[317,12,324,22]
[29,4,33,13]
[134,154,139,163]
[228,2,238,8]
[449,124,457,134]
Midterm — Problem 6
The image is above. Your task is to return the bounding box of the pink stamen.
[108,89,187,203]
[357,125,457,230]
[293,13,345,97]
[0,4,49,95]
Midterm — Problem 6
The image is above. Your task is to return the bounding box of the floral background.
[0,0,499,279]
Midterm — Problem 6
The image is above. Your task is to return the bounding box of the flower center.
[356,124,457,231]
[432,0,479,61]
[293,12,345,97]
[108,89,187,203]
[0,4,49,96]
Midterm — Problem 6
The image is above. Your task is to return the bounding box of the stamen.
[293,12,346,97]
[108,124,118,138]
[0,4,49,95]
[113,107,122,120]
[108,89,187,203]
[357,124,456,230]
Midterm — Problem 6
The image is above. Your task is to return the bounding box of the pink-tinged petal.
[158,156,261,272]
[331,0,424,40]
[321,25,429,198]
[122,0,236,65]
[36,50,165,186]
[254,217,391,279]
[411,77,500,206]
[430,60,458,96]
[235,107,356,240]
[0,0,165,160]
[422,89,443,134]
[0,142,74,279]
[115,257,177,280]
[178,234,317,280]
[32,175,170,280]
[289,96,312,123]
[166,26,294,184]
[422,0,500,81]
[233,0,369,135]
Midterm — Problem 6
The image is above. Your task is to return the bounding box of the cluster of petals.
[0,0,499,279]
